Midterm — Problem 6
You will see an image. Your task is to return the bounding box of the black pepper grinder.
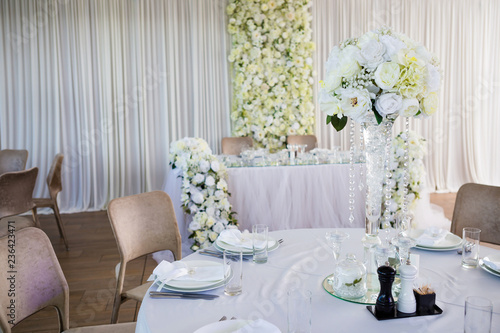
[375,265,396,318]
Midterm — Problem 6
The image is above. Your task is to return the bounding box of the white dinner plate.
[479,259,500,278]
[481,254,500,273]
[409,229,463,250]
[193,319,280,333]
[154,260,226,292]
[213,236,279,255]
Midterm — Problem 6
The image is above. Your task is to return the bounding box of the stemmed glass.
[325,230,350,274]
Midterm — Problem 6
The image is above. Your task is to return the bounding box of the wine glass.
[325,230,350,273]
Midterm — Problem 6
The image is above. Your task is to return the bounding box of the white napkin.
[233,319,281,333]
[415,227,449,246]
[148,261,224,291]
[217,229,254,249]
[483,258,500,271]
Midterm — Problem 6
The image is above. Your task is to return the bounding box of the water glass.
[224,250,243,296]
[287,289,312,333]
[252,224,268,264]
[462,228,481,268]
[464,296,492,333]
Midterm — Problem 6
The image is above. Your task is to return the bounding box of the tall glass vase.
[361,118,394,293]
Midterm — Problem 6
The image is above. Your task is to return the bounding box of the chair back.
[0,227,69,333]
[107,191,182,263]
[221,137,253,155]
[0,149,28,175]
[451,183,500,245]
[286,135,318,152]
[47,154,64,200]
[0,167,39,219]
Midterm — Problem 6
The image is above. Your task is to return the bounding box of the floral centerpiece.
[227,0,316,150]
[170,138,238,251]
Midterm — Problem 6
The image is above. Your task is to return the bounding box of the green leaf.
[374,109,383,124]
[326,115,332,125]
[331,115,348,132]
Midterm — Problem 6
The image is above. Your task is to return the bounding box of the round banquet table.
[136,228,500,332]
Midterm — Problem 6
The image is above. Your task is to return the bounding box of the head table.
[136,228,499,332]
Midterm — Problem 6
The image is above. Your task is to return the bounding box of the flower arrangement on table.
[227,0,316,151]
[319,26,441,129]
[383,131,427,226]
[169,138,238,251]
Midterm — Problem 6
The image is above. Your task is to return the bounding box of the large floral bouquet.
[383,131,427,225]
[227,0,315,150]
[319,27,441,130]
[170,138,238,251]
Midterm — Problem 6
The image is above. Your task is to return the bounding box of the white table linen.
[162,164,366,255]
[137,228,500,332]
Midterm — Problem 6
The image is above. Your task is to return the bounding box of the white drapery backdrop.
[1,0,499,212]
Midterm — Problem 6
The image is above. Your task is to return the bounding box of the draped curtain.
[0,0,231,212]
[1,0,499,213]
[312,0,500,191]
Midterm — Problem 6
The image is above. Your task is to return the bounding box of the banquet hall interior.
[1,0,500,332]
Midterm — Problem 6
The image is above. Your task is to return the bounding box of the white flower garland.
[227,0,315,151]
[383,131,427,225]
[169,138,238,251]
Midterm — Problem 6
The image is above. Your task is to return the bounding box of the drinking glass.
[252,224,268,264]
[325,230,350,272]
[462,228,481,268]
[464,296,492,333]
[287,289,312,333]
[224,250,243,296]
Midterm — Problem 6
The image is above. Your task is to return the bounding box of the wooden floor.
[12,193,458,332]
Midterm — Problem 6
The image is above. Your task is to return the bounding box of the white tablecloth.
[137,228,500,332]
[163,164,366,254]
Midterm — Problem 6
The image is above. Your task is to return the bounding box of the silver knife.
[149,291,219,300]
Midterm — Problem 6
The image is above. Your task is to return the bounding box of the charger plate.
[213,237,279,255]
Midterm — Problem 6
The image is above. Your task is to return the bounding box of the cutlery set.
[149,291,219,300]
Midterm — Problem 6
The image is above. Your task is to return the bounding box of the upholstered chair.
[450,183,500,245]
[0,149,28,175]
[286,135,318,152]
[107,191,182,323]
[0,167,40,237]
[221,137,253,155]
[0,227,136,332]
[33,154,69,250]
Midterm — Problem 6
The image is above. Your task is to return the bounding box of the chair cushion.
[0,216,36,237]
[63,322,136,333]
[123,282,153,301]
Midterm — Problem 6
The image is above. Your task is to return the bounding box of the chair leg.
[53,202,69,251]
[32,207,41,228]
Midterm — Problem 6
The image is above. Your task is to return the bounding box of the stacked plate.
[409,229,463,251]
[153,260,228,292]
[479,254,500,278]
[213,236,280,255]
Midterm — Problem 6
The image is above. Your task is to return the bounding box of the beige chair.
[0,227,135,332]
[33,154,69,250]
[0,167,40,237]
[107,191,182,323]
[0,149,28,174]
[286,135,318,152]
[450,183,500,245]
[221,137,253,155]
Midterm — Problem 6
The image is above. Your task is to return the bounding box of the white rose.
[323,70,342,91]
[399,98,420,117]
[213,222,225,234]
[421,92,438,116]
[193,173,205,184]
[199,160,210,172]
[191,191,204,204]
[356,31,378,49]
[379,35,406,61]
[206,206,215,217]
[211,160,220,172]
[214,190,224,199]
[425,64,440,93]
[338,88,372,122]
[209,232,218,242]
[189,221,201,231]
[357,39,385,70]
[339,45,361,78]
[205,175,215,187]
[325,46,341,73]
[375,93,403,116]
[319,89,341,116]
[216,179,227,190]
[374,62,400,90]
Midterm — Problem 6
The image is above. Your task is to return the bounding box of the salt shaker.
[397,258,418,314]
[375,265,396,317]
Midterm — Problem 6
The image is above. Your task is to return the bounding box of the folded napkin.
[483,258,500,272]
[415,227,449,247]
[148,261,224,291]
[233,319,281,333]
[217,229,254,249]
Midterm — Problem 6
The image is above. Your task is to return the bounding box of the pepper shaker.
[397,258,418,314]
[375,265,396,317]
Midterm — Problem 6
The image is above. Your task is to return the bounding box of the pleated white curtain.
[0,0,231,212]
[312,0,500,191]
